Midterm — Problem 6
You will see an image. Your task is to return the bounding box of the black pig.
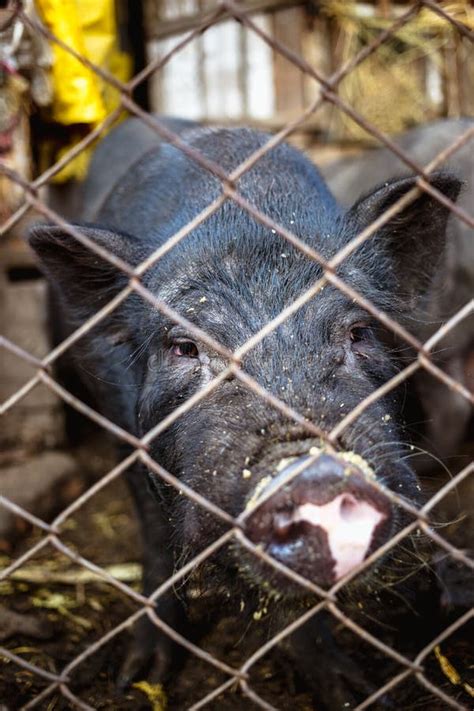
[29,119,461,702]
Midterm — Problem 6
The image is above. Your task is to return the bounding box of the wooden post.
[272,7,305,117]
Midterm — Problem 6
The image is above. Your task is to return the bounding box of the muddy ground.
[0,446,473,710]
[0,476,316,710]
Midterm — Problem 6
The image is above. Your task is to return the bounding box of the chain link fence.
[0,1,473,709]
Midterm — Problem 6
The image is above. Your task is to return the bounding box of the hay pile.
[320,0,474,140]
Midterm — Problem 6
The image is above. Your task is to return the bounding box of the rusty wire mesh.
[0,0,473,709]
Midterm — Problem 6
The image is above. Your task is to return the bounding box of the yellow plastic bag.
[36,0,132,181]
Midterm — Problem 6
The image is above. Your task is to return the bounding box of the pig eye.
[350,326,369,342]
[349,324,371,346]
[171,340,199,358]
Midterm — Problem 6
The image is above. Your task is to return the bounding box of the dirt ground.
[0,472,315,710]
[0,451,473,710]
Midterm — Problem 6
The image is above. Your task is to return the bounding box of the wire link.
[1,1,472,709]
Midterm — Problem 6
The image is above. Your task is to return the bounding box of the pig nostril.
[339,494,360,523]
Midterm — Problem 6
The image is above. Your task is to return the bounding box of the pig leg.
[287,615,394,709]
[434,551,474,610]
[117,459,186,689]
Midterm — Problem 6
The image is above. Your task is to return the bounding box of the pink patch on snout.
[293,495,385,581]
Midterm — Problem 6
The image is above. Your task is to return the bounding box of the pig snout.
[244,452,393,588]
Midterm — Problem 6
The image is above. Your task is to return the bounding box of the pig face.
[29,127,461,596]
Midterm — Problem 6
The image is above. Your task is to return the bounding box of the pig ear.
[29,223,148,433]
[28,223,142,319]
[347,172,462,301]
